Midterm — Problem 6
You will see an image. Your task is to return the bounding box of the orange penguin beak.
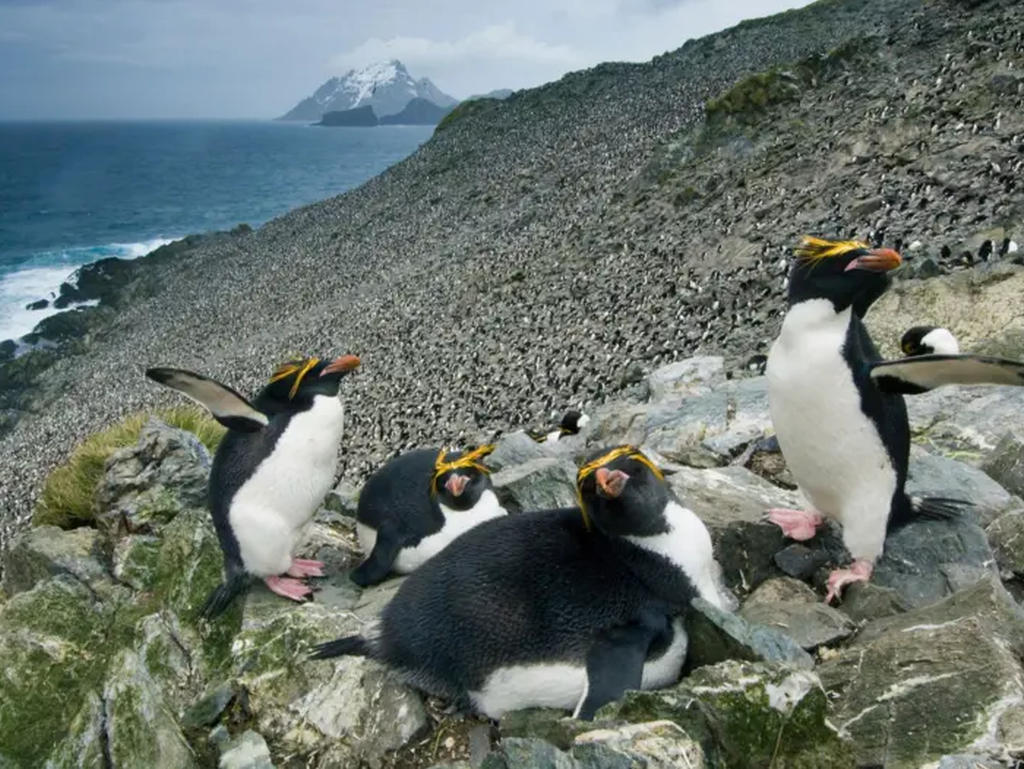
[320,354,361,376]
[844,248,902,273]
[595,467,629,498]
[445,474,469,497]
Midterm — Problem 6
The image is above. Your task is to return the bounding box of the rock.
[913,256,941,279]
[25,299,48,311]
[685,597,814,670]
[709,520,789,594]
[646,357,725,401]
[481,738,577,769]
[1,525,110,597]
[229,589,427,767]
[981,430,1024,498]
[572,720,706,768]
[907,447,1022,526]
[95,418,211,536]
[219,730,275,769]
[907,386,1024,462]
[818,577,1024,769]
[323,479,360,516]
[986,509,1024,576]
[936,756,1005,769]
[741,576,817,605]
[491,457,578,512]
[602,661,854,769]
[183,682,241,730]
[871,516,997,609]
[44,691,107,769]
[667,464,800,527]
[740,599,856,651]
[486,430,551,471]
[112,534,162,591]
[835,581,909,623]
[499,709,593,751]
[103,649,198,768]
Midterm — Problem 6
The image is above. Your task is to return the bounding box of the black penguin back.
[374,508,692,697]
[356,448,446,541]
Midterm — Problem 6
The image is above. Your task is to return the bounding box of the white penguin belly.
[468,618,687,720]
[767,301,896,559]
[230,396,344,576]
[392,490,506,574]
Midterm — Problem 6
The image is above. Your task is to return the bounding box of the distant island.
[316,98,456,128]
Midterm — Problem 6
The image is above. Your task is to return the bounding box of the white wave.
[0,237,177,343]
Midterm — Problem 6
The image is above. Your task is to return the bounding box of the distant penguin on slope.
[350,445,507,587]
[900,325,960,357]
[766,236,1024,602]
[311,445,736,720]
[529,409,591,443]
[146,354,360,617]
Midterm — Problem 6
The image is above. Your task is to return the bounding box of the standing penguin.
[529,409,592,443]
[766,237,1024,601]
[311,445,735,720]
[900,325,959,357]
[351,445,506,587]
[146,354,360,617]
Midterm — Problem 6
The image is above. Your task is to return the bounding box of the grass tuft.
[33,406,224,529]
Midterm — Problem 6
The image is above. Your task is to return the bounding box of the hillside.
[1,0,1022,554]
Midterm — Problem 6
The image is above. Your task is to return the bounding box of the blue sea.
[0,120,434,341]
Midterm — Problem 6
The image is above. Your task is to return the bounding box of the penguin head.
[431,444,495,511]
[261,354,360,409]
[788,236,902,315]
[576,446,669,537]
[900,325,960,357]
[558,409,590,435]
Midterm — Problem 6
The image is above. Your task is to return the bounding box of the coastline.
[1,0,1023,565]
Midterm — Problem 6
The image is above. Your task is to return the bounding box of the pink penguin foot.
[265,575,314,602]
[825,560,874,604]
[287,558,325,578]
[766,508,824,541]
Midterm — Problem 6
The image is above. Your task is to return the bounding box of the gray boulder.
[1,525,111,597]
[981,430,1024,498]
[907,447,1023,526]
[667,464,800,527]
[740,578,856,650]
[685,597,814,670]
[218,731,275,769]
[95,417,211,535]
[647,356,725,402]
[492,457,578,511]
[818,577,1024,769]
[986,509,1024,576]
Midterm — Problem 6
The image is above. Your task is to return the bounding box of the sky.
[0,0,816,120]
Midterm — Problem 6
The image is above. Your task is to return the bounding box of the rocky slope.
[3,349,1024,768]
[2,0,1023,561]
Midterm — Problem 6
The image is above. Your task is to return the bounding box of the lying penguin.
[900,325,959,356]
[146,354,360,617]
[350,444,506,586]
[528,409,591,443]
[312,445,735,720]
[766,236,1024,602]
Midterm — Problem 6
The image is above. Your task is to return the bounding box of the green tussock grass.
[33,406,224,529]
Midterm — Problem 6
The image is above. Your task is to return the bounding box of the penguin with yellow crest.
[146,354,360,617]
[313,446,735,720]
[351,444,507,586]
[766,236,1024,602]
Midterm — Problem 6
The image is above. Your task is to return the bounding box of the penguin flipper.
[574,611,671,721]
[146,367,269,432]
[869,354,1024,394]
[308,635,370,660]
[198,572,251,620]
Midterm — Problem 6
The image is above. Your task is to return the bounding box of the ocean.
[0,120,434,342]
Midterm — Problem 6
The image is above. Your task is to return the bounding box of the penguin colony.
[147,235,1024,718]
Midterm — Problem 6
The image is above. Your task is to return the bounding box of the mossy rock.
[0,577,115,767]
[601,661,854,769]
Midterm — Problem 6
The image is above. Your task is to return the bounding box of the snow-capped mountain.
[279,60,458,121]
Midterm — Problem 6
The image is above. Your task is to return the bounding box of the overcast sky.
[0,0,815,120]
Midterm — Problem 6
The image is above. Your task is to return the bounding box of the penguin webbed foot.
[198,573,251,621]
[265,575,314,602]
[287,558,325,578]
[824,559,873,604]
[765,508,823,541]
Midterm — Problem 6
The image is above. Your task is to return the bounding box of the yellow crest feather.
[794,236,870,263]
[268,356,321,399]
[574,446,664,531]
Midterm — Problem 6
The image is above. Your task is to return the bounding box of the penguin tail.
[890,495,971,530]
[198,572,250,620]
[308,635,370,660]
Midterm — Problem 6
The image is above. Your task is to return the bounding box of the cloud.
[332,23,584,72]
